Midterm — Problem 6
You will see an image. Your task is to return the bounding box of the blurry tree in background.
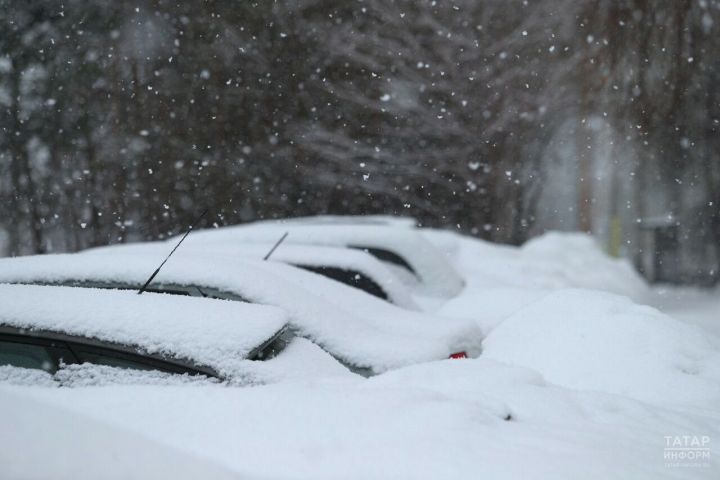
[1,0,718,284]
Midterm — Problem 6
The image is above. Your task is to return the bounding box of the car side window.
[348,246,417,276]
[0,340,57,373]
[68,343,207,376]
[296,265,390,301]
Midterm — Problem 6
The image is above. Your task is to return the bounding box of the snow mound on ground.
[438,287,548,335]
[483,289,720,409]
[519,232,649,299]
[11,358,718,479]
[425,230,650,335]
[428,229,648,299]
[0,387,246,480]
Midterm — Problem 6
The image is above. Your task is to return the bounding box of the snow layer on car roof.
[0,254,482,373]
[86,241,419,310]
[265,214,418,228]
[0,283,287,378]
[176,223,465,297]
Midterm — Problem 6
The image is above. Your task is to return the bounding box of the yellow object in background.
[608,216,622,258]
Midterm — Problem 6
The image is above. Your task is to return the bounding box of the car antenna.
[263,231,289,261]
[138,209,208,295]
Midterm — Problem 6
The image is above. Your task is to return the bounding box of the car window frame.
[11,280,251,303]
[0,325,218,378]
[65,342,210,376]
[294,264,391,301]
[0,332,77,373]
[347,245,418,276]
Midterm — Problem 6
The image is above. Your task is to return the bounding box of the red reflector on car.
[449,351,467,359]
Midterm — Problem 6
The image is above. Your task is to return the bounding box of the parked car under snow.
[0,283,291,383]
[0,253,482,375]
[86,240,419,309]
[165,222,466,298]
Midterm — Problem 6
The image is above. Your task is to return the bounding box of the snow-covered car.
[169,222,466,298]
[86,241,419,309]
[0,283,290,383]
[0,253,482,375]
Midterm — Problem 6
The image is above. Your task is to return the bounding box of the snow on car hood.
[175,223,465,298]
[0,253,482,374]
[0,283,288,378]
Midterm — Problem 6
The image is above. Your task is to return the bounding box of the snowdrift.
[483,289,720,410]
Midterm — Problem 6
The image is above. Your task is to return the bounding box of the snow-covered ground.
[650,285,720,340]
[2,229,718,479]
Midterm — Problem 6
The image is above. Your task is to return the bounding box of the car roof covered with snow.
[264,214,419,228]
[0,253,482,374]
[86,241,419,309]
[171,222,466,298]
[0,283,288,379]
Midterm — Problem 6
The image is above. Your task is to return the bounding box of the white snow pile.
[424,230,650,334]
[0,283,288,379]
[520,232,650,298]
[427,229,649,299]
[177,222,466,297]
[427,229,720,411]
[0,253,482,373]
[483,289,720,410]
[650,285,720,340]
[5,358,717,479]
[0,388,245,480]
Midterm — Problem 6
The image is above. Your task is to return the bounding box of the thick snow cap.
[86,241,419,310]
[0,283,288,378]
[177,223,465,298]
[263,214,419,228]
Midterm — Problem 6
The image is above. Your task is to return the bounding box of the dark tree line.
[1,0,719,283]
